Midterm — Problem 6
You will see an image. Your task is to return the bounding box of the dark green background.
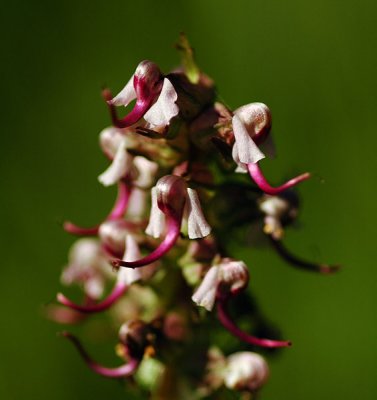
[1,1,376,399]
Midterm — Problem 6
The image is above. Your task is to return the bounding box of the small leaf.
[175,33,200,84]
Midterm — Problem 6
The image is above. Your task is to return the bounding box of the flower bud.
[224,352,269,392]
[119,320,151,359]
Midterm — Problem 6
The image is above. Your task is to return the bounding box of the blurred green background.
[1,0,376,399]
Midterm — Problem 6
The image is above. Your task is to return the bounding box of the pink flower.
[192,258,291,348]
[232,103,310,194]
[104,60,179,129]
[112,175,211,269]
[57,236,156,313]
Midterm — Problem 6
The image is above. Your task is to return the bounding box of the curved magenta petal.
[63,182,130,237]
[247,162,310,195]
[62,332,139,378]
[113,217,180,269]
[217,296,291,348]
[57,283,127,313]
[63,222,99,236]
[108,181,131,220]
[103,88,154,129]
[269,236,340,274]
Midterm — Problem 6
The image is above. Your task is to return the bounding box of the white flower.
[231,102,271,170]
[145,177,211,240]
[60,238,112,299]
[192,259,249,311]
[143,78,179,128]
[224,352,269,392]
[98,139,133,186]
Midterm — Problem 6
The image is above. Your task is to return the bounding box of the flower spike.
[247,162,310,195]
[63,181,131,236]
[61,332,140,378]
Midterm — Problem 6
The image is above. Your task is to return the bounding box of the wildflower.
[61,319,152,378]
[104,60,179,129]
[192,258,249,311]
[53,36,339,398]
[231,102,310,194]
[59,238,113,300]
[57,235,156,313]
[259,192,340,274]
[193,258,291,348]
[112,175,211,269]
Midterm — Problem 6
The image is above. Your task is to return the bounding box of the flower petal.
[117,236,142,285]
[145,187,166,238]
[185,188,211,239]
[143,78,179,127]
[192,266,219,311]
[98,140,132,186]
[232,114,265,164]
[109,75,136,107]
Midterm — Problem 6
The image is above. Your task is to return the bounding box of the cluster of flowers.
[50,36,338,398]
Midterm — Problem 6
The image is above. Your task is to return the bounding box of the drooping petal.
[57,283,127,314]
[144,78,179,128]
[108,75,137,107]
[62,332,140,378]
[64,182,130,237]
[113,216,181,269]
[247,162,310,195]
[268,235,340,274]
[56,235,142,314]
[145,187,166,238]
[185,188,211,239]
[133,156,159,189]
[192,265,219,311]
[108,181,131,220]
[117,235,142,285]
[99,126,125,159]
[217,296,291,348]
[98,140,132,186]
[232,114,265,165]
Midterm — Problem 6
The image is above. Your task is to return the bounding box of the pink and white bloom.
[113,175,211,269]
[232,102,310,194]
[192,258,249,311]
[193,258,291,348]
[104,60,179,129]
[59,238,113,300]
[58,235,156,313]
